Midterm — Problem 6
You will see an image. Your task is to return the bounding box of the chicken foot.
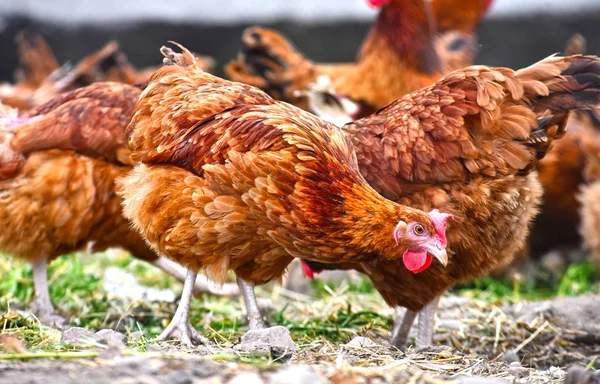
[390,308,417,349]
[159,269,212,348]
[237,278,266,330]
[416,296,441,347]
[152,257,240,297]
[31,258,65,327]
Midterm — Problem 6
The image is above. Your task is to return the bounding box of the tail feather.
[519,55,600,163]
[14,30,59,87]
[225,27,316,103]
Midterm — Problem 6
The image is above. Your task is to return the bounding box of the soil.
[1,294,598,384]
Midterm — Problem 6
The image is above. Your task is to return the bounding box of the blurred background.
[0,0,599,80]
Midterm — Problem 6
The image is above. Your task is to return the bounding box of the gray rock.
[501,350,520,364]
[127,331,145,345]
[507,363,529,379]
[60,327,97,345]
[268,365,324,384]
[96,329,127,346]
[345,336,377,348]
[229,372,265,384]
[503,295,600,329]
[236,326,297,360]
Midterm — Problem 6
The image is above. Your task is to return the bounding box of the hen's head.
[393,209,452,273]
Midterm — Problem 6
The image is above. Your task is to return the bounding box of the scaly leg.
[237,278,265,330]
[32,258,65,326]
[153,257,240,297]
[390,308,417,349]
[416,296,441,348]
[159,269,211,347]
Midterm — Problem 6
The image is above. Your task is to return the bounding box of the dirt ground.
[1,294,598,384]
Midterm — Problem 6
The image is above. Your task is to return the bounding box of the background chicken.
[0,31,59,110]
[118,45,451,347]
[226,0,492,120]
[493,34,599,277]
[0,34,215,111]
[0,82,238,325]
[302,54,600,348]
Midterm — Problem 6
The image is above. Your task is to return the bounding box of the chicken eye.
[413,225,425,236]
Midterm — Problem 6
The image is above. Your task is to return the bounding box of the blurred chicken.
[1,36,215,110]
[118,44,452,346]
[493,33,595,276]
[0,82,238,325]
[0,31,59,110]
[226,0,491,121]
[301,54,600,348]
[577,110,600,270]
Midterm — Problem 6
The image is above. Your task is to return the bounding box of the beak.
[424,244,448,267]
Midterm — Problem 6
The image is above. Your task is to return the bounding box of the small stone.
[268,365,324,384]
[127,331,145,345]
[236,326,297,360]
[166,370,195,384]
[229,372,265,384]
[501,350,520,364]
[508,363,529,379]
[60,327,97,345]
[345,336,377,348]
[96,329,127,346]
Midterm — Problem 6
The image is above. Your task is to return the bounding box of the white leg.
[416,296,441,347]
[237,277,265,330]
[152,257,240,297]
[390,308,417,349]
[32,258,65,326]
[159,269,211,347]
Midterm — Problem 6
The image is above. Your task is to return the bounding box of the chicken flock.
[1,0,600,353]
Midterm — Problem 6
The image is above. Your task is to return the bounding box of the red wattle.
[403,250,433,274]
[301,261,315,279]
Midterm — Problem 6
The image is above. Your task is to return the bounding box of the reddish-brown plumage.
[119,45,450,288]
[0,38,214,111]
[0,82,160,266]
[225,0,490,116]
[305,55,600,312]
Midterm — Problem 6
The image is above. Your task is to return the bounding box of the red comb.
[483,0,494,11]
[367,0,391,8]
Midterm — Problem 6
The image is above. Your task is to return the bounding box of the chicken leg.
[416,296,441,347]
[159,269,211,347]
[152,257,240,297]
[390,308,417,349]
[237,278,266,330]
[31,258,65,326]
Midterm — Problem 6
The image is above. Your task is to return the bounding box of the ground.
[0,251,598,383]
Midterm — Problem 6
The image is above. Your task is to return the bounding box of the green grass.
[0,251,599,353]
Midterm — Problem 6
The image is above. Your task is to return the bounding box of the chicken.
[492,34,593,276]
[226,0,491,120]
[0,82,238,325]
[302,54,600,348]
[118,44,452,346]
[1,37,215,110]
[576,110,600,270]
[0,31,59,110]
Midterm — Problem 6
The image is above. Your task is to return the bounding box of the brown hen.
[118,44,452,346]
[303,54,600,348]
[0,82,237,325]
[226,0,491,120]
